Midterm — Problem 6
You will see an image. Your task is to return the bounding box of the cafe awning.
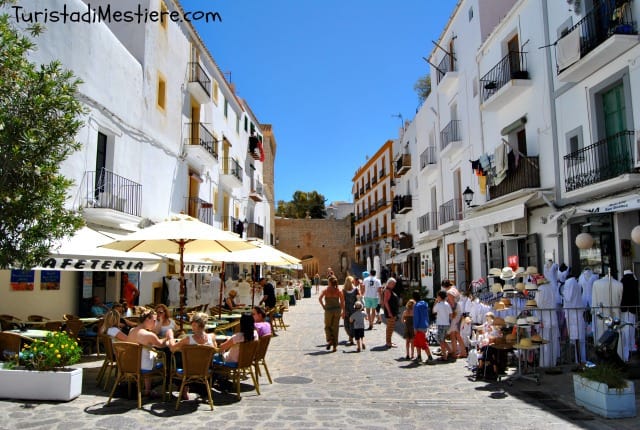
[38,227,162,272]
[459,193,535,231]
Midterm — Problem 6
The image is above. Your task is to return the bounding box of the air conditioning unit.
[498,218,528,236]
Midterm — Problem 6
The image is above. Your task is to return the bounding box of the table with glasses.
[8,329,53,339]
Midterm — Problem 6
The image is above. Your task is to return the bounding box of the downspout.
[542,0,564,262]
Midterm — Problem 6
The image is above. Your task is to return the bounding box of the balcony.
[187,62,211,104]
[420,146,437,170]
[393,194,413,215]
[354,191,359,200]
[366,233,372,242]
[184,122,218,168]
[394,234,413,250]
[440,120,463,156]
[355,236,361,245]
[365,183,371,191]
[246,222,264,240]
[418,212,438,233]
[186,197,214,226]
[379,169,385,179]
[249,179,263,202]
[381,226,387,236]
[371,175,378,185]
[395,154,411,177]
[220,157,243,189]
[564,130,639,192]
[80,168,142,227]
[377,198,387,210]
[558,0,638,83]
[372,230,379,239]
[436,52,458,94]
[489,156,540,200]
[480,51,532,110]
[439,198,463,225]
[359,187,365,195]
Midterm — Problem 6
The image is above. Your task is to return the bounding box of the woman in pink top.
[252,306,272,337]
[218,314,258,363]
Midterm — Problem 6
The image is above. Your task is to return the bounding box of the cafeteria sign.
[39,257,159,272]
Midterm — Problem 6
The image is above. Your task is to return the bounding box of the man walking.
[363,270,382,330]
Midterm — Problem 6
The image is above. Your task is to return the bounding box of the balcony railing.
[372,230,379,239]
[359,187,365,195]
[246,222,264,240]
[381,226,387,236]
[354,191,359,200]
[221,157,243,180]
[366,233,372,242]
[440,120,461,151]
[480,51,529,102]
[185,122,218,158]
[355,236,361,245]
[393,195,412,214]
[188,61,211,97]
[187,197,213,226]
[82,168,142,216]
[394,234,413,250]
[439,198,463,224]
[371,175,378,185]
[420,146,437,169]
[379,169,385,179]
[489,156,540,200]
[564,130,636,192]
[365,183,371,191]
[558,0,636,75]
[377,198,386,210]
[418,212,438,233]
[395,154,411,176]
[436,51,456,84]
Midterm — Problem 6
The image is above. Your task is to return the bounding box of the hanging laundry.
[493,144,509,186]
[478,175,487,194]
[470,159,480,175]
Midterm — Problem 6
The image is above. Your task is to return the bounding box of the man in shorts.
[363,270,382,330]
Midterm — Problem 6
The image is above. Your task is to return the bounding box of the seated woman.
[127,310,170,396]
[99,309,128,342]
[169,312,217,400]
[251,306,272,337]
[217,313,258,363]
[154,304,176,343]
[222,289,245,311]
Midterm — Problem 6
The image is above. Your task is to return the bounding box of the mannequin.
[199,275,213,307]
[211,272,223,308]
[536,276,559,368]
[562,273,585,364]
[167,276,180,308]
[185,277,198,307]
[578,267,597,337]
[591,270,623,346]
[620,270,639,362]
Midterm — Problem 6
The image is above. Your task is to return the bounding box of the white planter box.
[0,366,83,402]
[573,374,637,418]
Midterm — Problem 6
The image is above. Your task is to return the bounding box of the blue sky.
[183,0,458,206]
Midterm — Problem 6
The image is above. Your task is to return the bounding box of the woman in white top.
[218,313,258,363]
[154,304,176,342]
[99,310,128,342]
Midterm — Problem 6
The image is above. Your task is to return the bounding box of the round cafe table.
[9,329,52,339]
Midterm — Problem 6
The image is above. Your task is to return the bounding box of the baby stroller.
[427,323,439,346]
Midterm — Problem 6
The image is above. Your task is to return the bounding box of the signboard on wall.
[10,270,34,291]
[40,270,61,290]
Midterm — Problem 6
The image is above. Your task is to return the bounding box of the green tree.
[276,191,327,219]
[414,73,431,102]
[0,0,85,269]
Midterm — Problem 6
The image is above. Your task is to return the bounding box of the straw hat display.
[513,337,534,349]
[499,267,516,280]
[489,267,502,277]
[524,283,538,291]
[505,315,517,326]
[493,317,506,327]
[525,299,538,308]
[501,298,512,308]
[531,334,548,344]
[491,283,503,294]
[505,333,517,344]
[493,301,506,311]
[515,282,526,292]
[517,318,530,326]
[526,266,539,275]
[526,316,540,324]
[502,283,515,292]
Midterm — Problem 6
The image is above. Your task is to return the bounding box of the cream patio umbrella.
[100,214,257,328]
[206,241,302,309]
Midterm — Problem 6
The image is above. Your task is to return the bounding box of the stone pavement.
[0,292,638,429]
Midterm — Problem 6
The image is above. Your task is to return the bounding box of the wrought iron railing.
[82,168,142,216]
[188,61,211,97]
[439,198,463,224]
[418,212,438,233]
[395,154,411,175]
[379,169,385,179]
[564,130,635,192]
[420,146,437,168]
[557,0,636,74]
[393,195,412,213]
[436,51,456,84]
[185,122,218,158]
[221,157,243,181]
[381,226,387,236]
[246,222,264,240]
[440,120,461,151]
[480,51,529,102]
[186,197,213,226]
[488,156,540,200]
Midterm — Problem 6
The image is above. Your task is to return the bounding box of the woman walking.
[342,276,360,345]
[319,275,344,352]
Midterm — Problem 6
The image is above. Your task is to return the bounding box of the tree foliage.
[0,1,85,269]
[276,191,327,219]
[414,73,431,102]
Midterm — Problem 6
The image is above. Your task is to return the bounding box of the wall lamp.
[463,186,475,207]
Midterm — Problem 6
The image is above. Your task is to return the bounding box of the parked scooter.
[588,312,637,368]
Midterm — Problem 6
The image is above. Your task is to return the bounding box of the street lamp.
[463,186,475,207]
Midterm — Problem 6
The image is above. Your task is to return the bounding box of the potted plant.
[0,331,83,401]
[276,293,289,310]
[573,364,637,418]
[302,279,312,298]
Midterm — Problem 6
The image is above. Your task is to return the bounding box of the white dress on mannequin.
[168,277,180,307]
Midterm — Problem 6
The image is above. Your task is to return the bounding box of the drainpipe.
[542,0,564,262]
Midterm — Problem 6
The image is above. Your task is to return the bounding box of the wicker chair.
[213,340,260,399]
[0,332,28,361]
[27,315,50,322]
[107,342,166,409]
[170,345,216,410]
[43,321,63,331]
[96,335,117,390]
[253,334,273,384]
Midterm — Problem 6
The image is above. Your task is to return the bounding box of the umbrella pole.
[179,241,185,331]
[251,262,257,307]
[218,261,225,319]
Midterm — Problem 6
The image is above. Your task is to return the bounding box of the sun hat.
[514,337,533,349]
[531,334,547,344]
[525,299,538,308]
[493,302,506,311]
[505,333,517,344]
[500,267,516,280]
[517,318,529,326]
[504,315,517,325]
[491,284,503,294]
[489,267,502,277]
[493,317,506,327]
[501,298,512,308]
[515,282,526,292]
[524,283,538,291]
[354,301,363,310]
[526,316,540,324]
[362,271,370,278]
[526,266,539,275]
